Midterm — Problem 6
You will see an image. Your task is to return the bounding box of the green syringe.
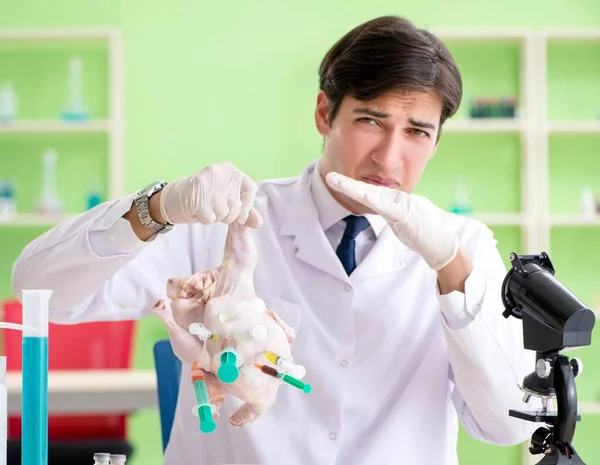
[218,349,240,384]
[191,364,216,433]
[278,372,312,394]
[254,363,312,393]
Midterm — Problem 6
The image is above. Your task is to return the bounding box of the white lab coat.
[12,159,537,465]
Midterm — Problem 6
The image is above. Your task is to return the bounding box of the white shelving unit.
[0,28,125,226]
[546,214,600,227]
[443,117,527,133]
[535,28,600,253]
[433,27,600,465]
[467,213,528,227]
[0,119,112,134]
[545,120,600,134]
[434,28,538,253]
[434,27,600,257]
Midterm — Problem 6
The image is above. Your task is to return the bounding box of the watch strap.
[133,181,173,234]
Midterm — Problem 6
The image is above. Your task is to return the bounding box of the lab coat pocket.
[258,294,302,333]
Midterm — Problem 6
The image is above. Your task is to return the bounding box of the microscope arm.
[553,355,578,445]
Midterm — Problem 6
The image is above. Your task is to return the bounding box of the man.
[13,15,537,465]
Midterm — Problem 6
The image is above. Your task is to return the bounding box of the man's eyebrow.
[353,108,389,118]
[353,109,437,131]
[408,118,437,131]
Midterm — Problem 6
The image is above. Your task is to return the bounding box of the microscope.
[501,252,596,465]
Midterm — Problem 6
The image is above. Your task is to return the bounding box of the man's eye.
[357,117,379,126]
[409,128,430,138]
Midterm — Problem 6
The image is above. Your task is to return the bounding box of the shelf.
[444,118,526,133]
[581,401,600,415]
[547,215,600,227]
[0,28,117,41]
[546,120,600,134]
[0,119,111,134]
[539,29,600,41]
[458,213,526,226]
[0,213,76,227]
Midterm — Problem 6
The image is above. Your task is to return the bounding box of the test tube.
[191,365,216,433]
[0,322,39,465]
[22,290,52,465]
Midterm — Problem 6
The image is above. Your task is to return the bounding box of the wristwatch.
[133,180,174,234]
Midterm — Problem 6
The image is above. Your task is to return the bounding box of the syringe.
[191,364,217,433]
[188,322,219,342]
[214,338,242,384]
[253,363,312,394]
[263,350,306,379]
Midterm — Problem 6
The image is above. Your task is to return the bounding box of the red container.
[2,299,136,439]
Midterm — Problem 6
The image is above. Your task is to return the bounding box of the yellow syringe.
[263,350,306,379]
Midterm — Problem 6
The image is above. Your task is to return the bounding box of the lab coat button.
[340,359,348,367]
[329,432,337,440]
[108,234,116,243]
[344,284,351,292]
[293,246,298,253]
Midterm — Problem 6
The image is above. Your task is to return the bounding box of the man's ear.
[315,90,331,136]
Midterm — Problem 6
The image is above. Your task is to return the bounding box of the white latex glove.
[159,162,263,228]
[326,172,459,271]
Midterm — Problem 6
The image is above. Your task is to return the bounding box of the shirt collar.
[309,158,387,237]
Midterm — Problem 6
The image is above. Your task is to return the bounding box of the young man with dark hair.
[13,15,536,465]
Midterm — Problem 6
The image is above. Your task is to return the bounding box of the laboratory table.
[5,369,158,414]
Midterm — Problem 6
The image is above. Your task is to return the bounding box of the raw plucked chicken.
[153,222,307,428]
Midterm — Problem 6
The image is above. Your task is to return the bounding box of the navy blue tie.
[336,215,370,275]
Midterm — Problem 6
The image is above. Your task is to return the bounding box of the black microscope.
[501,252,596,464]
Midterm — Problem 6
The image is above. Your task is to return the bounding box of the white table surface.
[5,369,158,414]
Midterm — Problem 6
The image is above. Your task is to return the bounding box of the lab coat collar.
[279,160,410,283]
[279,160,347,280]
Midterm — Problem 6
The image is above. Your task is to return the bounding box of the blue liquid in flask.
[22,336,48,465]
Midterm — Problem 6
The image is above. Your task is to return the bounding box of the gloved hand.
[326,172,459,271]
[159,162,263,228]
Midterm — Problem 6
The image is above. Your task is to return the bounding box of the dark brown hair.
[318,15,462,138]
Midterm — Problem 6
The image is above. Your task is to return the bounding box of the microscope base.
[534,446,585,465]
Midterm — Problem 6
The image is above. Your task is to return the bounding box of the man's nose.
[370,133,404,170]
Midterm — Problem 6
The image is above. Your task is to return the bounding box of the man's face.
[315,89,442,214]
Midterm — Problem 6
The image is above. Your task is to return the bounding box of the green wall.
[0,1,599,464]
